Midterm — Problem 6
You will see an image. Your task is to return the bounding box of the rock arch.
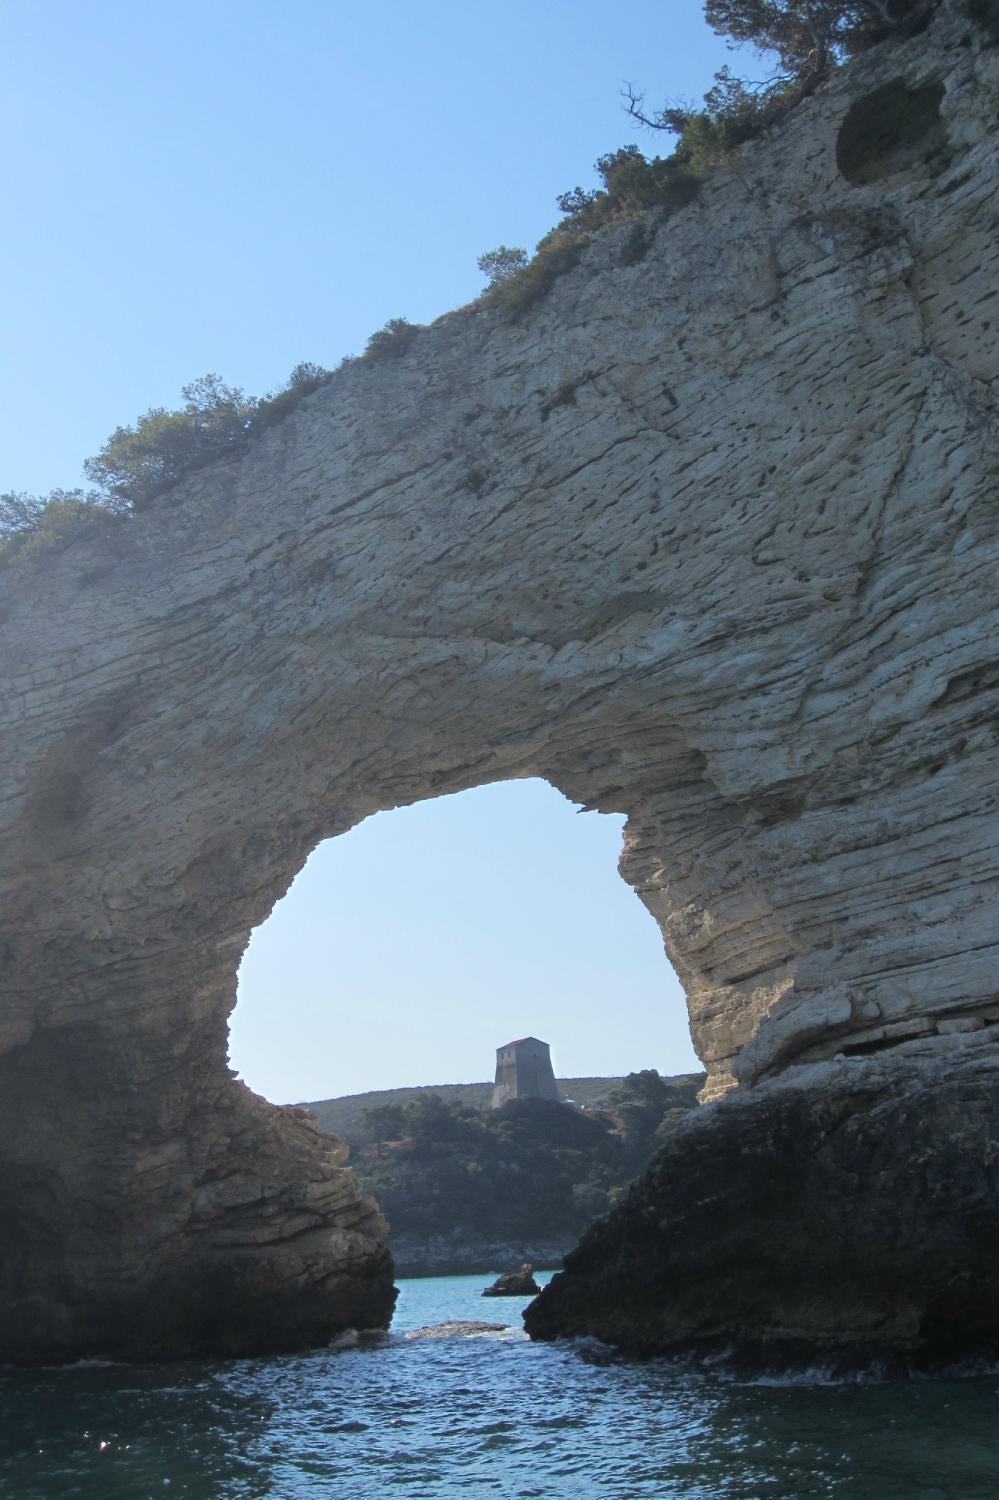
[2,6,998,1362]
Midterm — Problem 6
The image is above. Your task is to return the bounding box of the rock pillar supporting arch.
[2,8,998,1362]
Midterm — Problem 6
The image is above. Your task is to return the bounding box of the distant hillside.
[303,1071,706,1276]
[303,1077,626,1146]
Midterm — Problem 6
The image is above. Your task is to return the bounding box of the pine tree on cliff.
[704,0,937,83]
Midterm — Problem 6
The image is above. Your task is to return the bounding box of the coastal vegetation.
[0,365,331,563]
[475,0,939,312]
[0,0,947,566]
[305,1075,628,1143]
[316,1072,704,1266]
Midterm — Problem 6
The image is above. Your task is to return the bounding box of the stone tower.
[491,1037,561,1109]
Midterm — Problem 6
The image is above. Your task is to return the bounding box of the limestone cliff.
[1,2,997,1361]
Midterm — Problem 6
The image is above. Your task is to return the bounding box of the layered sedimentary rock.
[1,3,997,1361]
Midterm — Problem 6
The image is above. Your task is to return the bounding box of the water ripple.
[2,1275,999,1497]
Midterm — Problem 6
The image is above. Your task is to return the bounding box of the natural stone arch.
[2,7,998,1362]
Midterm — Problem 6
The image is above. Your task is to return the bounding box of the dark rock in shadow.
[525,1055,999,1372]
[482,1264,542,1297]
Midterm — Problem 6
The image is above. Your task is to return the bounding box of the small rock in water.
[481,1264,541,1297]
[405,1321,508,1340]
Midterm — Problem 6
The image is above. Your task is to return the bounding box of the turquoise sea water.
[2,1272,999,1498]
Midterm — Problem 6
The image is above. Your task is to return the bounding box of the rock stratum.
[1,4,997,1363]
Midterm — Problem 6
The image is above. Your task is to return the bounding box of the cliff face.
[1,4,997,1362]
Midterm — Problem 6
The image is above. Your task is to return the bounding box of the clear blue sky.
[2,0,754,1102]
[232,782,700,1102]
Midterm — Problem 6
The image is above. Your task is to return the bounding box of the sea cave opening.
[228,777,701,1275]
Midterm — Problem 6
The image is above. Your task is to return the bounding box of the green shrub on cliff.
[625,2,941,161]
[477,246,529,288]
[556,145,701,229]
[482,228,592,314]
[363,1103,409,1149]
[0,488,128,565]
[311,1077,631,1140]
[84,374,258,510]
[480,146,700,315]
[362,317,421,362]
[0,361,335,564]
[247,361,333,436]
[480,0,943,319]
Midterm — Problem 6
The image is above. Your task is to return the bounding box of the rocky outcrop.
[0,1077,395,1363]
[525,1050,999,1368]
[482,1265,542,1297]
[405,1321,507,1339]
[1,4,997,1361]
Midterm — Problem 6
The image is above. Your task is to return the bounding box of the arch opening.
[229,777,704,1277]
[229,777,700,1106]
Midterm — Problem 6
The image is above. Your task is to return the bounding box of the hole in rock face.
[229,779,697,1106]
[836,77,947,186]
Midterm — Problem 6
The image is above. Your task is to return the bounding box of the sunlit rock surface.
[1,2,996,1361]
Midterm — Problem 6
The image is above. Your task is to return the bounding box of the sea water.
[2,1272,999,1498]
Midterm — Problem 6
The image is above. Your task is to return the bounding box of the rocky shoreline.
[525,1051,999,1370]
